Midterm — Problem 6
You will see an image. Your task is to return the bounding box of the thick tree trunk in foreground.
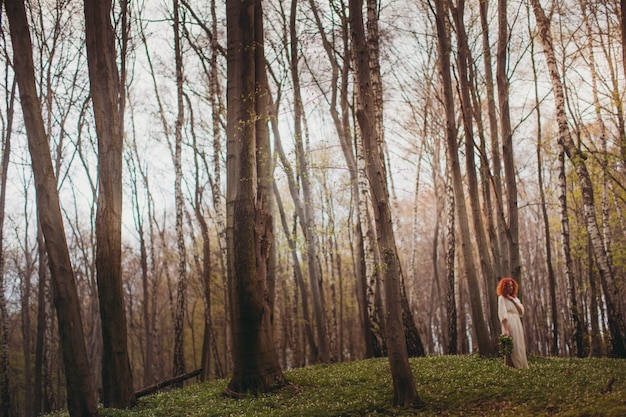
[350,0,420,406]
[224,0,287,395]
[83,0,136,408]
[5,0,99,415]
[531,0,626,358]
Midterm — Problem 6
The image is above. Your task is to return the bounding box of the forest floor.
[50,355,625,416]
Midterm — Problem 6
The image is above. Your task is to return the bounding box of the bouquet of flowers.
[498,334,513,356]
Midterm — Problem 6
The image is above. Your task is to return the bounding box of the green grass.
[51,355,626,416]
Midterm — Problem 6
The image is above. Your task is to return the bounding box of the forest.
[1,0,626,415]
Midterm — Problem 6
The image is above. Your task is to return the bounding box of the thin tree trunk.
[0,74,14,417]
[497,0,521,284]
[288,0,330,363]
[308,0,376,359]
[445,172,457,355]
[172,0,188,379]
[350,0,420,406]
[531,0,626,358]
[83,0,136,407]
[452,0,498,347]
[432,0,493,356]
[528,11,558,356]
[5,0,100,414]
[557,147,585,357]
[478,0,505,278]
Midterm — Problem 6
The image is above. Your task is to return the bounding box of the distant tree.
[224,0,288,395]
[0,74,14,417]
[5,0,100,414]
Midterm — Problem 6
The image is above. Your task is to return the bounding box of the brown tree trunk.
[531,0,626,358]
[308,0,376,359]
[224,0,287,395]
[497,0,521,285]
[478,0,506,279]
[83,0,136,408]
[445,173,457,355]
[0,75,14,417]
[452,0,499,347]
[433,0,493,356]
[171,0,188,380]
[529,16,558,356]
[350,0,420,406]
[288,0,330,363]
[5,0,100,414]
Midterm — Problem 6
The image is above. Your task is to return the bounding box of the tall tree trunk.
[0,74,14,417]
[368,0,424,358]
[531,0,626,358]
[528,13,558,356]
[83,0,136,408]
[308,0,376,358]
[557,147,585,357]
[224,0,287,395]
[350,0,420,406]
[452,0,498,346]
[433,0,493,356]
[5,0,100,414]
[33,226,55,415]
[172,0,188,380]
[289,0,330,363]
[445,172,457,355]
[478,0,505,279]
[496,0,521,284]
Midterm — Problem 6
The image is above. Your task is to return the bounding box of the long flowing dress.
[498,296,528,368]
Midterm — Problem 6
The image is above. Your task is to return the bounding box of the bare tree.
[5,0,100,414]
[83,0,136,408]
[349,0,420,406]
[431,0,493,356]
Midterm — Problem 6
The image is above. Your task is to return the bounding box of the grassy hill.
[51,355,625,416]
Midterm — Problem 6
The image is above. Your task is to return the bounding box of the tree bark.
[171,0,188,380]
[452,0,499,347]
[496,0,521,285]
[224,0,287,395]
[445,172,457,355]
[5,0,100,414]
[350,0,420,406]
[528,12,558,356]
[83,0,136,408]
[433,0,493,356]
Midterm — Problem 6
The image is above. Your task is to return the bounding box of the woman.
[497,277,528,368]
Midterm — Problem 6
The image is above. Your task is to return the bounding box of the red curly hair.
[497,277,519,297]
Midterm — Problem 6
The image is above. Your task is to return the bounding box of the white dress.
[498,296,528,368]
